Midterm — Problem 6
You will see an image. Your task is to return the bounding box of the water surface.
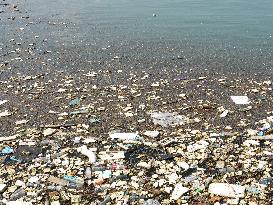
[24,0,273,48]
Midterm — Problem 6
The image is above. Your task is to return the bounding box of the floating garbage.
[77,145,96,163]
[0,183,7,193]
[70,108,89,115]
[0,135,18,142]
[10,188,26,200]
[220,110,229,118]
[85,167,92,179]
[109,133,142,141]
[144,199,161,205]
[63,175,84,185]
[259,177,272,186]
[1,146,14,154]
[69,97,80,106]
[0,110,12,117]
[230,96,250,104]
[171,183,189,200]
[5,202,32,205]
[258,123,271,136]
[43,128,57,136]
[89,117,101,126]
[151,112,185,127]
[124,145,176,165]
[246,186,261,194]
[0,5,272,203]
[12,145,42,163]
[143,130,160,138]
[0,100,8,106]
[48,176,69,186]
[208,183,245,198]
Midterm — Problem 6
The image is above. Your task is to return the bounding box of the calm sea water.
[26,0,273,48]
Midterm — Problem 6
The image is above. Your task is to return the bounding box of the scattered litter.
[0,7,271,203]
[1,146,13,154]
[0,134,18,142]
[250,135,273,140]
[246,186,261,194]
[10,188,26,200]
[0,100,8,106]
[70,108,89,115]
[0,183,7,192]
[230,96,250,104]
[208,183,245,198]
[69,97,80,106]
[48,176,69,186]
[259,177,272,186]
[125,145,177,166]
[98,151,125,160]
[5,202,32,205]
[12,145,42,163]
[15,120,28,125]
[28,176,39,184]
[109,133,142,141]
[151,112,185,127]
[77,145,96,163]
[220,110,229,118]
[143,130,160,138]
[171,183,189,200]
[63,175,84,187]
[144,199,161,205]
[0,110,12,117]
[89,117,101,126]
[43,128,57,136]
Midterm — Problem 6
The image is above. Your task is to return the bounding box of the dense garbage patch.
[0,0,273,204]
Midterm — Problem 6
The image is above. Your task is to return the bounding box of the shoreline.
[0,0,273,204]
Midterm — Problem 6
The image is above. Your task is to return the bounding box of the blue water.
[25,0,273,48]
